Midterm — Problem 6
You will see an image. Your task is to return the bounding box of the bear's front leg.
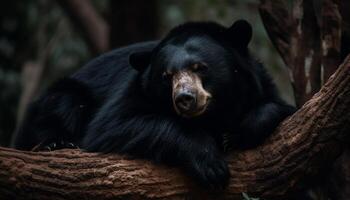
[182,134,230,189]
[236,102,296,148]
[149,127,231,189]
[83,114,230,189]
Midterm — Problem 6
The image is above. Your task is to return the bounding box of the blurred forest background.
[0,0,294,147]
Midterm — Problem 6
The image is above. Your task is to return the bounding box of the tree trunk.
[57,0,109,55]
[1,55,349,200]
[11,7,66,147]
[259,1,347,199]
[259,0,342,107]
[109,0,158,48]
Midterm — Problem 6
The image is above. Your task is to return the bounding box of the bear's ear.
[227,19,252,48]
[129,51,152,71]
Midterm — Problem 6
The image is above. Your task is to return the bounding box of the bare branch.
[260,0,343,107]
[259,0,291,66]
[320,0,342,83]
[57,0,109,54]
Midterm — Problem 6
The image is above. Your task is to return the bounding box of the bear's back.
[72,41,159,101]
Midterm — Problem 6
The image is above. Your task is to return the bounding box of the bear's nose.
[175,92,196,112]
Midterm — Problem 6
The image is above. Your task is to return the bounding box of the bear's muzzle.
[172,70,211,118]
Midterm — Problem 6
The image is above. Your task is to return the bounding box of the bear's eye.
[192,63,208,73]
[162,71,172,80]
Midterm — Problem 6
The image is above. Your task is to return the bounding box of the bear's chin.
[175,101,210,118]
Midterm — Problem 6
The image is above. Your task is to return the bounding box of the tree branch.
[57,0,109,54]
[259,0,343,107]
[1,56,350,199]
[320,0,342,84]
[290,0,323,107]
[259,0,291,66]
[259,1,347,198]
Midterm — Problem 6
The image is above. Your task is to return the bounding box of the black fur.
[13,20,295,188]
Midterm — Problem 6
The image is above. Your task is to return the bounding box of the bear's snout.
[174,91,197,113]
[172,70,211,118]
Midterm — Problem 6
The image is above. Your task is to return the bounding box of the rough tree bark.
[259,0,342,107]
[259,1,348,199]
[0,55,349,200]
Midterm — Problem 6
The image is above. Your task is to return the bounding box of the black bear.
[13,20,295,188]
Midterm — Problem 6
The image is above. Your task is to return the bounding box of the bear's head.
[129,20,261,119]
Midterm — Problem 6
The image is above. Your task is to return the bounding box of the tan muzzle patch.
[172,70,211,118]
